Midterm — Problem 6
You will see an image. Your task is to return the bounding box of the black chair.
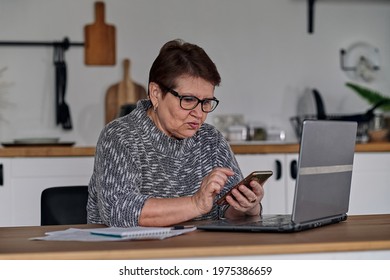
[40,186,89,226]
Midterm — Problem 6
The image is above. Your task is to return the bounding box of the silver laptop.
[198,120,357,233]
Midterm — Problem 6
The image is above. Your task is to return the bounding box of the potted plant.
[345,82,390,111]
[345,82,390,141]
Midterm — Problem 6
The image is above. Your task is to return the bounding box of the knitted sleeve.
[88,122,151,227]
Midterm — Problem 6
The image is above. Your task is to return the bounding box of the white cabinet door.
[10,157,94,226]
[285,153,390,215]
[0,159,12,227]
[235,154,289,214]
[285,154,299,214]
[349,153,390,214]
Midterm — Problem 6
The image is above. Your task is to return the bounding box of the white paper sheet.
[30,226,197,242]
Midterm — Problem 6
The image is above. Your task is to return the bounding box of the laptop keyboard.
[249,215,292,226]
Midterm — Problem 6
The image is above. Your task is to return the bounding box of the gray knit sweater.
[87,99,243,227]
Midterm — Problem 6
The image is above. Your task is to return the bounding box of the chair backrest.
[40,186,88,226]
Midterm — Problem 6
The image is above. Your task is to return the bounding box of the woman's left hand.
[225,179,264,216]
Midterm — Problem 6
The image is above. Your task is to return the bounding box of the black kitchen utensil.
[54,40,72,130]
[312,89,326,119]
[329,99,388,123]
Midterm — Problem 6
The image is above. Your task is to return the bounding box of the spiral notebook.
[31,226,196,241]
[90,226,196,239]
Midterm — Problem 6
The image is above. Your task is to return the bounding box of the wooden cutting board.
[105,58,147,123]
[84,1,116,65]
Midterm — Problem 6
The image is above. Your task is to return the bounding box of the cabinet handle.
[275,160,282,180]
[0,164,3,186]
[290,160,297,180]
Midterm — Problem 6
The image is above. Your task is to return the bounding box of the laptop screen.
[292,120,357,223]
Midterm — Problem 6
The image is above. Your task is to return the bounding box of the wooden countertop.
[231,141,390,154]
[0,215,389,260]
[1,142,390,157]
[0,146,96,157]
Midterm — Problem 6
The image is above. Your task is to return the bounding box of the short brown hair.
[148,39,221,94]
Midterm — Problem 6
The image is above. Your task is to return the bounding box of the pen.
[171,225,196,230]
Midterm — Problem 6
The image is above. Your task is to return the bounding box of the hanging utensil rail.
[0,37,84,49]
[0,37,80,130]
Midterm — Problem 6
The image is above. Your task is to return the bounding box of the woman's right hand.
[191,167,235,215]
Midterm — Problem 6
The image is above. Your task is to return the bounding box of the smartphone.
[216,170,273,205]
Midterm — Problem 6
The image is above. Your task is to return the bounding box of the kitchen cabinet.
[0,157,94,227]
[285,154,299,213]
[349,153,390,214]
[0,159,12,226]
[235,152,390,216]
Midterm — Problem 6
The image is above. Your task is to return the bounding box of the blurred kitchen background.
[0,0,390,146]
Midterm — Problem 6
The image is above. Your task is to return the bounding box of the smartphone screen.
[216,170,273,205]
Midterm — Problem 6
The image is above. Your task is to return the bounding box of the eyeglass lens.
[180,96,218,112]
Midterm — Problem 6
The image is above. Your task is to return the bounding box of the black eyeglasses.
[160,85,219,113]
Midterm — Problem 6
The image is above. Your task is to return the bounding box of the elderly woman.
[87,39,264,227]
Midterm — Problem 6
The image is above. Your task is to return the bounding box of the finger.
[213,167,235,177]
[231,188,255,206]
[236,185,257,202]
[209,172,228,186]
[248,181,264,198]
[225,195,245,211]
[226,194,254,211]
[207,180,224,194]
[209,168,234,187]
